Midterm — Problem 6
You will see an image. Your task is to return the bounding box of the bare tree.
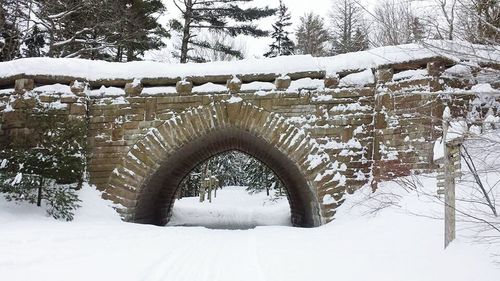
[435,0,458,40]
[456,0,500,44]
[372,0,426,46]
[329,0,369,54]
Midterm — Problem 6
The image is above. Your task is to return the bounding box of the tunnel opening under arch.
[133,128,321,227]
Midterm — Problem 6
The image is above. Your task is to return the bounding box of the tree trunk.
[180,0,193,63]
[37,177,43,207]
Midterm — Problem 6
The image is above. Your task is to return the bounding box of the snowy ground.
[1,177,499,281]
[167,186,291,229]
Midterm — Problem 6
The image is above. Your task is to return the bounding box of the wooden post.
[442,112,459,249]
[37,177,43,207]
[207,179,212,203]
[444,142,456,248]
[199,182,205,202]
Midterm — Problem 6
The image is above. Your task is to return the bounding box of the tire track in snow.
[139,230,209,281]
[139,228,268,281]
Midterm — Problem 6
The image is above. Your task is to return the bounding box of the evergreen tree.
[191,31,247,62]
[295,12,329,56]
[179,151,248,197]
[0,102,87,221]
[264,0,294,57]
[242,157,283,196]
[22,25,46,57]
[178,151,284,198]
[0,0,168,61]
[0,0,22,61]
[113,0,169,61]
[170,0,276,63]
[329,0,367,55]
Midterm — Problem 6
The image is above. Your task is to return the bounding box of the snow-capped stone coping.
[0,41,497,90]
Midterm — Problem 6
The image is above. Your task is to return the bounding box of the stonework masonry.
[1,57,498,226]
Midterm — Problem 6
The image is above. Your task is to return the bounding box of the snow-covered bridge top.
[0,41,498,88]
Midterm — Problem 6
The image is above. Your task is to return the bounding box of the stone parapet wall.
[1,55,498,224]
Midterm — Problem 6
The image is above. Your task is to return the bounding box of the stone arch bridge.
[1,46,499,227]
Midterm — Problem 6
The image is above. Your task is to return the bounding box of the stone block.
[12,97,36,109]
[376,68,393,82]
[125,80,143,97]
[61,95,78,103]
[14,78,34,93]
[429,78,444,92]
[324,75,339,88]
[38,95,58,103]
[176,79,193,95]
[70,80,87,96]
[275,75,291,91]
[70,103,87,115]
[427,60,446,77]
[226,76,241,94]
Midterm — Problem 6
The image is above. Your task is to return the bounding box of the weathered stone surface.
[324,75,339,88]
[275,75,291,90]
[125,81,144,97]
[70,80,87,96]
[176,80,193,95]
[376,68,393,82]
[15,78,34,93]
[427,60,447,77]
[226,76,241,94]
[70,103,87,115]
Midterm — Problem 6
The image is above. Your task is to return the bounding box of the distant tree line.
[179,151,283,198]
[1,0,497,62]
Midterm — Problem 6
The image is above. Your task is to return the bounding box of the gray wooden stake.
[443,115,456,248]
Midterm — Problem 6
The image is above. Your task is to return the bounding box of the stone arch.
[104,101,345,227]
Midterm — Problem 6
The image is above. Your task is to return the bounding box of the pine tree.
[113,0,169,61]
[0,102,86,221]
[243,157,282,196]
[22,25,46,57]
[295,12,329,56]
[178,151,285,198]
[0,0,168,61]
[0,0,23,61]
[171,0,276,63]
[264,0,294,57]
[329,0,367,55]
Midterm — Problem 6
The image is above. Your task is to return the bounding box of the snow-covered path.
[167,186,291,229]
[1,182,499,281]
